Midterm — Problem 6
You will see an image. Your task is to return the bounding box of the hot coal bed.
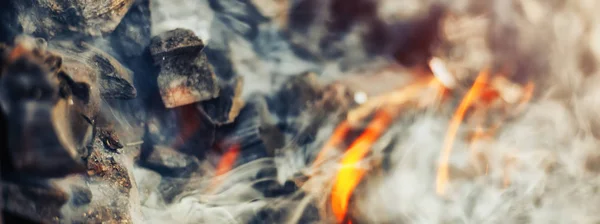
[2,0,600,223]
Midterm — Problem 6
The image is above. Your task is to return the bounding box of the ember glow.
[330,111,392,223]
[209,144,241,191]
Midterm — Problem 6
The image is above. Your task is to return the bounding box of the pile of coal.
[0,0,360,223]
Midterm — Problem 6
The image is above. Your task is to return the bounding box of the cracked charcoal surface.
[49,41,137,100]
[200,75,245,125]
[150,28,219,108]
[110,0,152,58]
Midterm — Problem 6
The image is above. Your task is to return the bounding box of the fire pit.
[1,0,600,223]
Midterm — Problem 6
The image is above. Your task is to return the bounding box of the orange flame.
[331,111,393,223]
[208,144,240,193]
[215,144,240,176]
[436,69,490,195]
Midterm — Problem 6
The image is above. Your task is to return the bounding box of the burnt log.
[13,0,134,38]
[150,28,219,108]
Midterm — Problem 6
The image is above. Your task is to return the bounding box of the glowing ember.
[331,111,393,223]
[215,144,240,176]
[436,69,490,195]
[208,144,240,192]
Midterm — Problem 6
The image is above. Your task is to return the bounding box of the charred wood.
[199,76,245,125]
[150,28,219,108]
[49,41,137,100]
[141,145,201,177]
[109,0,152,58]
[13,0,134,38]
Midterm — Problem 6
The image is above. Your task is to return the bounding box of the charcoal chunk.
[110,0,152,58]
[272,72,323,118]
[141,145,200,176]
[81,136,133,223]
[199,76,245,125]
[216,96,280,158]
[150,28,219,108]
[13,0,135,38]
[150,28,205,59]
[49,41,137,100]
[144,104,216,159]
[2,181,68,223]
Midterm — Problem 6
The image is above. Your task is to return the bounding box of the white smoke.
[136,0,600,223]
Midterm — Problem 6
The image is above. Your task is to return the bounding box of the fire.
[208,144,240,193]
[331,111,393,223]
[325,59,451,222]
[320,57,535,221]
[215,144,240,176]
[436,69,490,195]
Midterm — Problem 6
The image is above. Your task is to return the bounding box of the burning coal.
[1,0,600,223]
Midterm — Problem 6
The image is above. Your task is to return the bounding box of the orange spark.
[436,69,490,195]
[331,111,393,223]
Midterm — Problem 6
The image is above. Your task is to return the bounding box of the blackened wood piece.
[150,28,219,108]
[199,75,245,125]
[110,0,152,58]
[141,145,201,177]
[49,41,137,99]
[150,28,205,60]
[215,96,281,159]
[14,0,134,38]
